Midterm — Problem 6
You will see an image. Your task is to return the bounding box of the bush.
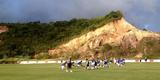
[0,58,19,64]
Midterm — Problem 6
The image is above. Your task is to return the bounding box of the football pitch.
[0,63,160,80]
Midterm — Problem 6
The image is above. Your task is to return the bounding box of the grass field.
[0,63,160,80]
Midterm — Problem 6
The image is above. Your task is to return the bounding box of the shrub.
[0,58,19,64]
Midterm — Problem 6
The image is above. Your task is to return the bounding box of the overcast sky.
[0,0,160,32]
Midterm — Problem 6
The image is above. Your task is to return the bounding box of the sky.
[0,0,160,32]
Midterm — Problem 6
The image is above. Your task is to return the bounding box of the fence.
[19,59,160,64]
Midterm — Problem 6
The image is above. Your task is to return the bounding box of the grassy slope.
[0,63,160,80]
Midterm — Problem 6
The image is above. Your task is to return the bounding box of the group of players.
[60,58,125,72]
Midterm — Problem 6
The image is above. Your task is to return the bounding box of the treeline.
[0,11,123,59]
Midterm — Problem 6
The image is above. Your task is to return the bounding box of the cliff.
[48,17,160,59]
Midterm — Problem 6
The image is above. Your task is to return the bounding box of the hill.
[49,16,160,59]
[0,11,160,60]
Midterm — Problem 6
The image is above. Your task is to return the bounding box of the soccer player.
[85,59,90,69]
[77,60,82,67]
[94,60,98,69]
[91,59,95,70]
[117,58,124,67]
[103,59,109,68]
[66,58,73,72]
[116,58,121,67]
[145,57,148,62]
[121,58,125,65]
[97,58,101,68]
[61,60,66,70]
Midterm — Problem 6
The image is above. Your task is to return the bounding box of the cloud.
[0,0,160,32]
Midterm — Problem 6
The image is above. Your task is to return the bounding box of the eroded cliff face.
[0,26,8,34]
[0,26,8,43]
[48,18,160,58]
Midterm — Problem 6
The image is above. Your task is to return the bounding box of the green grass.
[0,63,160,80]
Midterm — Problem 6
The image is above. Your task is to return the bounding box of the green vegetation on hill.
[0,11,123,59]
[137,37,160,58]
